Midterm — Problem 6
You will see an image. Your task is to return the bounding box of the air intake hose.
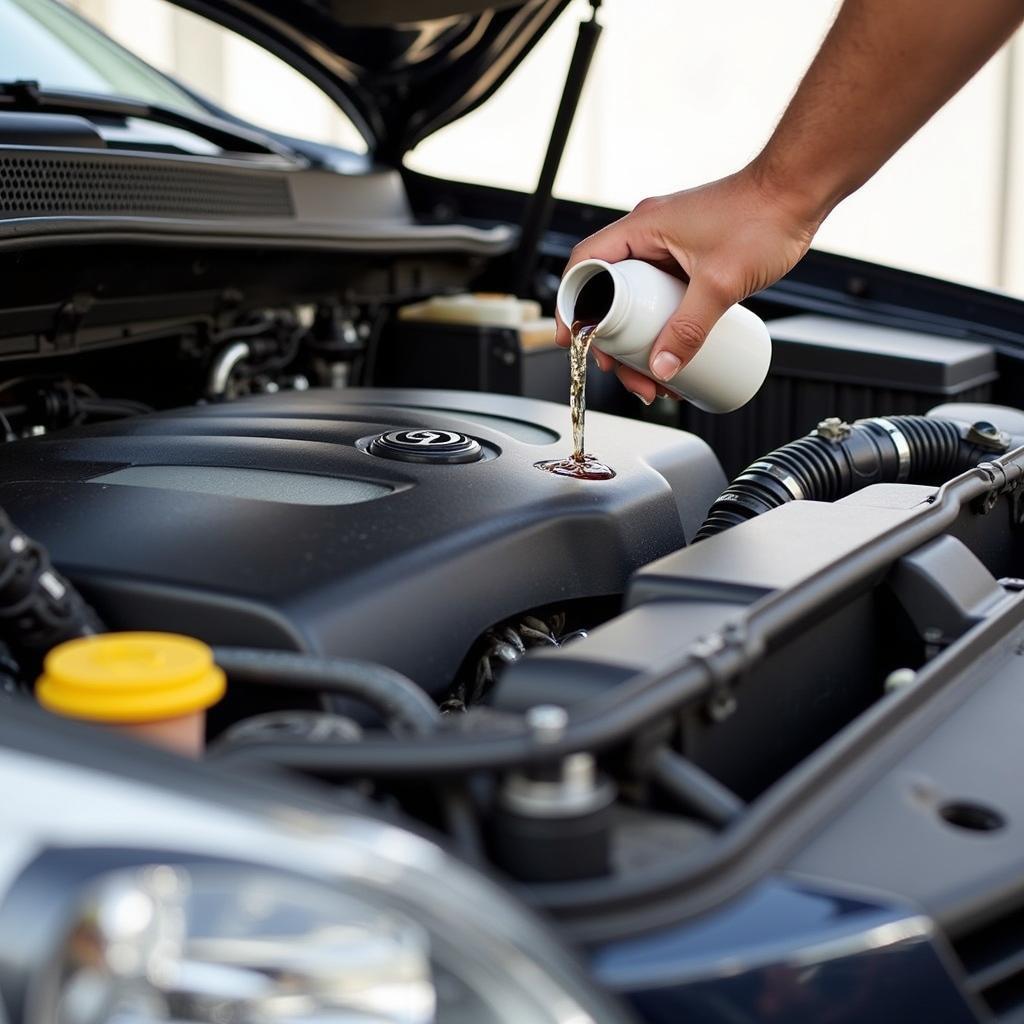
[695,415,1012,541]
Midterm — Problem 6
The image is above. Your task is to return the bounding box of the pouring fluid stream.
[538,259,772,480]
[535,319,616,480]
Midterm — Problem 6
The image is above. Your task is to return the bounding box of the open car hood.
[170,0,570,161]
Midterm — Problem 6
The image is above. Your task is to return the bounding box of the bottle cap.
[37,632,225,723]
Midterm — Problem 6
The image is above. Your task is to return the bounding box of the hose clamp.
[746,461,805,501]
[865,418,911,482]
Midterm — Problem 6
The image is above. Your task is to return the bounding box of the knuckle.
[568,241,590,265]
[631,195,662,216]
[665,317,706,354]
[700,267,738,304]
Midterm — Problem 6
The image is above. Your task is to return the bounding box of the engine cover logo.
[368,429,483,464]
[392,429,463,447]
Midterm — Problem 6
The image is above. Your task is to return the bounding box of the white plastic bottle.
[556,258,772,413]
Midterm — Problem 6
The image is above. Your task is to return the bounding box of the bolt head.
[885,667,917,692]
[526,704,568,742]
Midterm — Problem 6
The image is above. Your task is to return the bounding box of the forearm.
[751,0,1024,222]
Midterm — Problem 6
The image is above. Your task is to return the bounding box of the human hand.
[555,166,821,403]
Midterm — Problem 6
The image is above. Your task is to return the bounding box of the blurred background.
[65,0,1024,296]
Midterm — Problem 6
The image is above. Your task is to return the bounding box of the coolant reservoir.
[399,293,555,350]
[37,632,225,757]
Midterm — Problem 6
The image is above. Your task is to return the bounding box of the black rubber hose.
[0,507,102,671]
[648,746,744,829]
[695,415,1009,541]
[212,647,440,736]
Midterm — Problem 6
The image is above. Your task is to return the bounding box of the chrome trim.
[748,461,805,501]
[206,341,251,398]
[866,418,911,481]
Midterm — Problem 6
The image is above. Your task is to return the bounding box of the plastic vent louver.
[0,153,293,219]
[953,907,1024,1022]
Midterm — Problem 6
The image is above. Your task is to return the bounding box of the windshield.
[0,0,203,112]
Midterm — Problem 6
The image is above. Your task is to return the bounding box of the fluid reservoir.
[37,632,225,757]
[398,293,556,352]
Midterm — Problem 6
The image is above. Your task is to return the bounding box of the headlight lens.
[49,864,435,1024]
[20,852,618,1024]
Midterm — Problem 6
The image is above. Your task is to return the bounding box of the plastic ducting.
[695,415,1012,541]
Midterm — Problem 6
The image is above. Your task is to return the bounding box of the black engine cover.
[0,389,724,693]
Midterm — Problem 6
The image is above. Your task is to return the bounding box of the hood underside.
[169,0,571,161]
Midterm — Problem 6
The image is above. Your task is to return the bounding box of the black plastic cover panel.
[0,148,294,219]
[495,485,934,716]
[786,604,1024,935]
[768,315,997,394]
[0,151,513,255]
[0,388,724,694]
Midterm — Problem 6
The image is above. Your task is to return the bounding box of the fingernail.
[651,352,681,381]
[631,391,653,406]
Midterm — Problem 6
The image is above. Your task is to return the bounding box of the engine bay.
[3,335,1024,939]
[1,213,1024,963]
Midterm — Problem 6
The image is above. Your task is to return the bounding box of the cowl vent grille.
[953,906,1024,1022]
[0,153,293,219]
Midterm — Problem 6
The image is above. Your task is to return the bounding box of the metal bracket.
[692,620,754,724]
[972,461,1011,517]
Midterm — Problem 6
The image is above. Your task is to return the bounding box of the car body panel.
[591,877,978,1024]
[165,0,570,159]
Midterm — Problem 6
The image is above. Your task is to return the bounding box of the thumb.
[648,275,731,383]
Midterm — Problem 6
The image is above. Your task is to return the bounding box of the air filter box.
[677,314,997,476]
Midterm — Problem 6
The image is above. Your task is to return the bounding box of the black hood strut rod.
[511,0,602,298]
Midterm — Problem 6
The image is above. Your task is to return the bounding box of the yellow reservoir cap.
[37,632,225,723]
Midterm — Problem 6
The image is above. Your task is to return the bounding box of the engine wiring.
[0,506,102,672]
[0,375,153,434]
[0,302,377,432]
[441,613,589,714]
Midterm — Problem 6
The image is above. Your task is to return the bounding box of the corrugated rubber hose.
[695,415,1014,541]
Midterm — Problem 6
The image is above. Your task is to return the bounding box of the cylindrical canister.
[557,258,771,413]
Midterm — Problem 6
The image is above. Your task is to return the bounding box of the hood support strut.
[512,0,602,298]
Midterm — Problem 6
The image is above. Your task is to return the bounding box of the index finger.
[554,213,663,347]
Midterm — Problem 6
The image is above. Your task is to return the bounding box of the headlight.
[43,863,434,1024]
[0,740,627,1024]
[10,850,618,1024]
